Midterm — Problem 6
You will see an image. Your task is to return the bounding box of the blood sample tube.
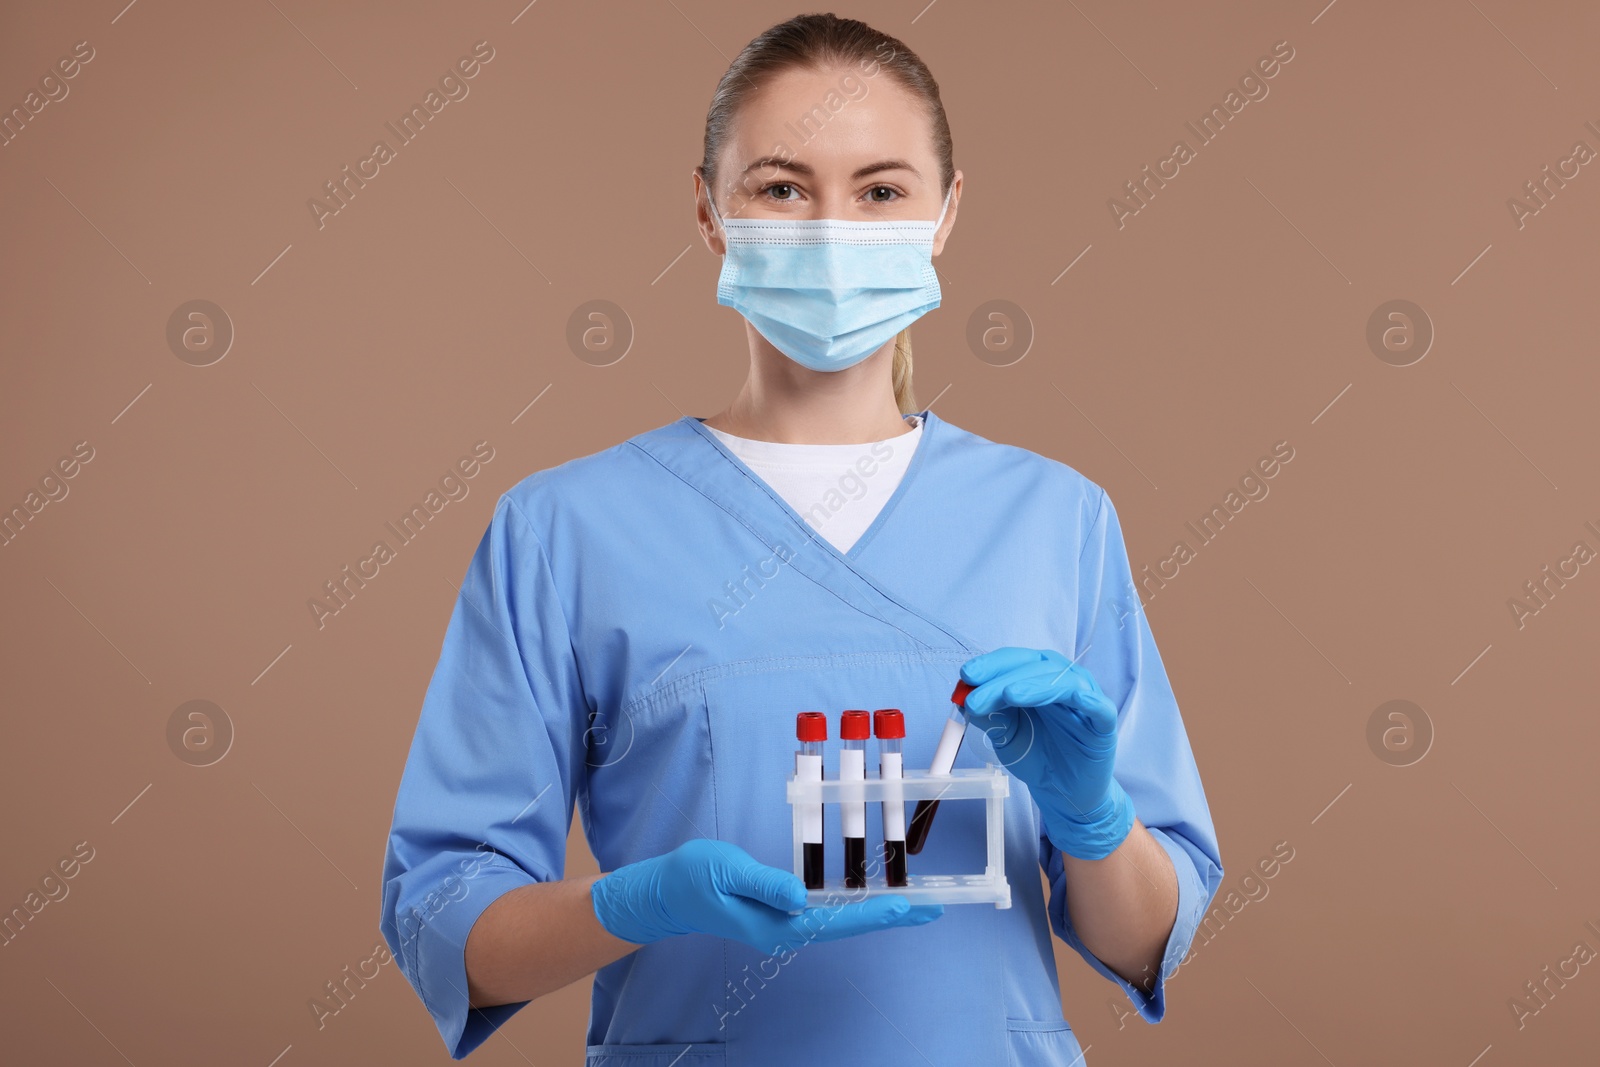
[905,680,975,855]
[874,709,908,887]
[840,710,870,889]
[796,712,827,890]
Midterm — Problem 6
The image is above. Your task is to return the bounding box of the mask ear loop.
[706,188,728,241]
[932,184,954,232]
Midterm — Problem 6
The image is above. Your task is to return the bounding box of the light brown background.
[3,1,1598,1064]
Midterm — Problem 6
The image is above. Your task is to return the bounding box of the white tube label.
[796,752,822,843]
[840,747,865,838]
[880,751,905,840]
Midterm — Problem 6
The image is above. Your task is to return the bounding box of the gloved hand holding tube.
[591,839,943,954]
[958,646,1136,861]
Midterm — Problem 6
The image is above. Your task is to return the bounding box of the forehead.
[722,64,934,172]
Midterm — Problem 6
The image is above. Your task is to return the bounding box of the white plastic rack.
[785,765,1011,908]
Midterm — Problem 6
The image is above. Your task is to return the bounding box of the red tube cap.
[873,709,905,739]
[840,710,871,740]
[952,679,975,706]
[796,712,828,742]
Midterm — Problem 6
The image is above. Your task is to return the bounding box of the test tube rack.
[785,764,1012,909]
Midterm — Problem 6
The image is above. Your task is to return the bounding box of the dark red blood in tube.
[905,801,939,855]
[884,840,907,887]
[844,838,866,889]
[803,841,824,891]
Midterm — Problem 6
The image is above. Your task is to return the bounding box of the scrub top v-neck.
[380,408,1224,1066]
[700,414,923,556]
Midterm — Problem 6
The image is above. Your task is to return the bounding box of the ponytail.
[892,329,918,415]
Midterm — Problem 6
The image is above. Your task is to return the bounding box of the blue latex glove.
[591,839,943,953]
[960,647,1135,860]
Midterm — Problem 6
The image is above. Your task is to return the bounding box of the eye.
[864,185,902,203]
[761,182,801,202]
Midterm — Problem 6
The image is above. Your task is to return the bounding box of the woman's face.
[698,63,961,256]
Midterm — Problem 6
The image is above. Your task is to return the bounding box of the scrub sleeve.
[1043,488,1225,1021]
[379,494,583,1059]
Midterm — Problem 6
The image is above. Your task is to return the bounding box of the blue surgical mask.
[709,188,952,372]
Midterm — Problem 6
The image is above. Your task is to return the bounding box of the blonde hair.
[892,330,917,414]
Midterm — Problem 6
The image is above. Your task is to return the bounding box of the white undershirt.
[704,415,923,554]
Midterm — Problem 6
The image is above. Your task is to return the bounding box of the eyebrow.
[740,157,923,181]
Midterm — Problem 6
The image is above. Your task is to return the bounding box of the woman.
[381,13,1222,1065]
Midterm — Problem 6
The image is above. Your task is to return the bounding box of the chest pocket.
[1005,1019,1083,1067]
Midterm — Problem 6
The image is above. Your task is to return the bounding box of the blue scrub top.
[380,411,1224,1064]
